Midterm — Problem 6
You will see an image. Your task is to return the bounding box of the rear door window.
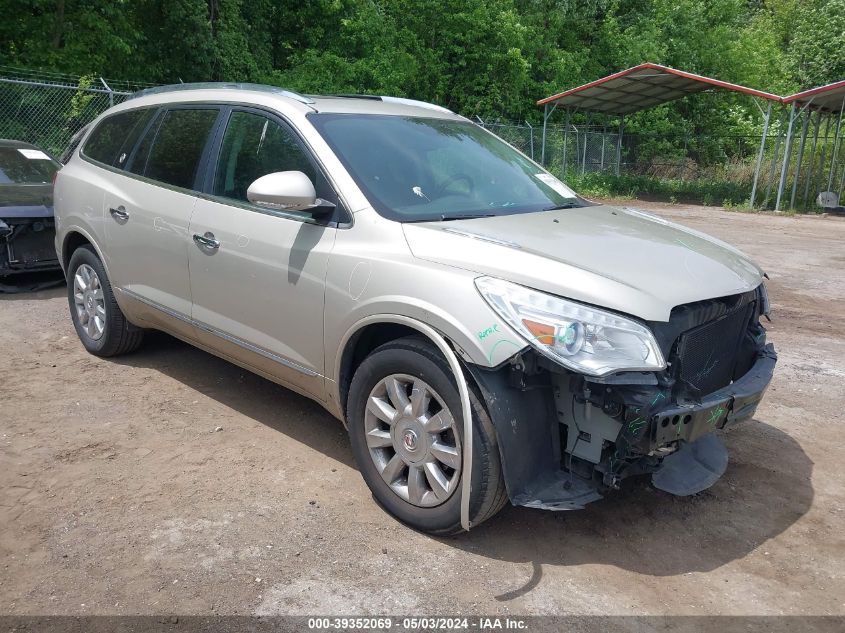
[127,110,163,176]
[142,109,219,190]
[82,108,154,167]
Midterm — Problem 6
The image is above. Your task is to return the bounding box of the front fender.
[327,309,528,420]
[323,208,528,418]
[339,295,527,368]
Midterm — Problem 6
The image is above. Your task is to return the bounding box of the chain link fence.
[475,118,627,177]
[476,118,843,208]
[474,117,769,184]
[534,123,768,178]
[540,125,623,175]
[0,67,154,157]
[474,117,539,161]
[3,67,837,209]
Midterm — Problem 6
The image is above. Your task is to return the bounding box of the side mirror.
[246,171,334,213]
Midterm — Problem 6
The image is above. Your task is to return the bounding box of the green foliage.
[3,0,841,119]
[68,74,95,121]
[1,0,842,197]
[565,171,752,206]
[786,0,845,88]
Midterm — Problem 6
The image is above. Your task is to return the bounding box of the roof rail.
[128,82,315,105]
[308,94,453,113]
[313,93,384,100]
[380,96,453,114]
[381,97,455,114]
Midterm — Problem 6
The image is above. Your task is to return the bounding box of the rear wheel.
[67,245,143,357]
[347,336,507,534]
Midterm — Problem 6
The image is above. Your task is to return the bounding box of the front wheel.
[67,245,144,357]
[347,336,507,535]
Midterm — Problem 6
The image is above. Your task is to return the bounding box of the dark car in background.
[0,139,62,286]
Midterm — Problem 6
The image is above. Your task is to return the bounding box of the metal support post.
[581,114,591,175]
[839,145,845,199]
[790,108,811,209]
[803,110,822,207]
[599,127,606,171]
[829,134,844,199]
[100,77,114,106]
[615,117,624,176]
[573,124,580,173]
[813,114,833,205]
[525,120,534,160]
[750,102,772,208]
[541,104,548,166]
[562,109,571,173]
[826,96,845,192]
[775,103,797,212]
[764,107,787,207]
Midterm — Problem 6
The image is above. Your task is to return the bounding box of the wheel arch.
[337,314,573,520]
[61,227,108,278]
[334,315,486,423]
[337,318,439,420]
[336,313,482,530]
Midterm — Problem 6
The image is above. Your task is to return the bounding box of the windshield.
[309,114,586,221]
[0,146,59,184]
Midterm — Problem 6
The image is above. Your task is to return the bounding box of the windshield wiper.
[543,201,582,211]
[439,212,496,221]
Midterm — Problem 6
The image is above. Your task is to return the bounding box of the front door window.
[213,111,317,203]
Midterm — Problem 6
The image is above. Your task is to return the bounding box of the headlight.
[475,277,666,376]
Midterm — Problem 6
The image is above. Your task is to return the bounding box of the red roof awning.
[537,63,781,115]
[782,80,845,113]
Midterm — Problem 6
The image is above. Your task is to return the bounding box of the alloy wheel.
[73,263,106,341]
[364,373,462,507]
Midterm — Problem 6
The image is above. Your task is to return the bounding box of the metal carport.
[764,80,845,212]
[536,63,781,177]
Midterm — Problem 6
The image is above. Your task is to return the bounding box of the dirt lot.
[1,202,844,618]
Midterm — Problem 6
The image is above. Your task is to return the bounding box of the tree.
[787,0,845,89]
[0,0,838,137]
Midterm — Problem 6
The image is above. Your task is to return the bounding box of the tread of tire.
[367,336,508,534]
[72,245,144,357]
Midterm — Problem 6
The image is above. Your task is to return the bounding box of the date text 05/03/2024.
[307,616,528,630]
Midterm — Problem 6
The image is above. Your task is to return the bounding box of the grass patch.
[563,172,752,207]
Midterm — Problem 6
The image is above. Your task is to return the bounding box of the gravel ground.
[0,202,843,618]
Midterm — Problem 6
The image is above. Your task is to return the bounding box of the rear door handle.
[193,232,220,250]
[109,206,129,221]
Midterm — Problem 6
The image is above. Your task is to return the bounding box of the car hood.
[0,183,54,218]
[402,204,764,322]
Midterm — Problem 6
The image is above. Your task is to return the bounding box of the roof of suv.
[127,83,459,119]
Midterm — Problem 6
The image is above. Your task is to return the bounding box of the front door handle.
[193,232,220,250]
[109,206,129,221]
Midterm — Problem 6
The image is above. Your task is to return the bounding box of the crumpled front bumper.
[650,343,777,447]
[647,343,776,496]
[470,344,777,512]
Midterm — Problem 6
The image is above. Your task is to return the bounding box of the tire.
[67,245,144,357]
[347,336,508,535]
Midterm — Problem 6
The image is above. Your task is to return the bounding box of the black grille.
[675,301,753,395]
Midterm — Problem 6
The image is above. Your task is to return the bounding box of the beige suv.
[54,83,776,534]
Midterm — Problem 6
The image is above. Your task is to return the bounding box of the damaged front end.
[0,142,62,288]
[1,214,59,277]
[469,284,776,511]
